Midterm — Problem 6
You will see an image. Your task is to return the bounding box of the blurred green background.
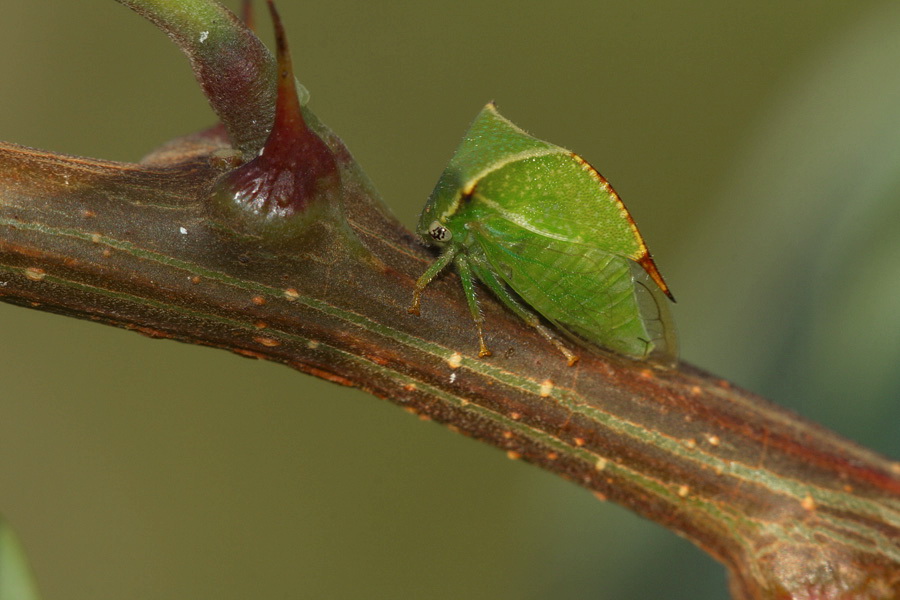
[1,1,898,598]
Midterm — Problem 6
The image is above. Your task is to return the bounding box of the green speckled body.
[412,103,676,364]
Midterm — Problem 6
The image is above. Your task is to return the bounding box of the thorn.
[241,0,255,31]
[267,0,302,127]
[215,1,339,221]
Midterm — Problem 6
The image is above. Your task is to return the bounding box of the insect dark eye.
[428,221,452,242]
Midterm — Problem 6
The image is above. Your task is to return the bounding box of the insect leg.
[470,256,579,366]
[454,254,492,358]
[409,245,458,315]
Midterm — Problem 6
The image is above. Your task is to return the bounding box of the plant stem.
[0,139,897,599]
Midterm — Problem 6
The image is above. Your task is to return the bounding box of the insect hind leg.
[469,256,579,366]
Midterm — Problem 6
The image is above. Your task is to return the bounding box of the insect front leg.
[454,254,492,358]
[469,255,579,366]
[409,245,458,315]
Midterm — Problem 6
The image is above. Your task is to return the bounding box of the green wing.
[468,215,677,362]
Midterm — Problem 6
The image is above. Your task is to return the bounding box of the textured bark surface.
[0,1,898,598]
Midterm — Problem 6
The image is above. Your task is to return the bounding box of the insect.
[409,103,677,365]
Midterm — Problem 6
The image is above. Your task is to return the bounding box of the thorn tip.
[241,0,255,30]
